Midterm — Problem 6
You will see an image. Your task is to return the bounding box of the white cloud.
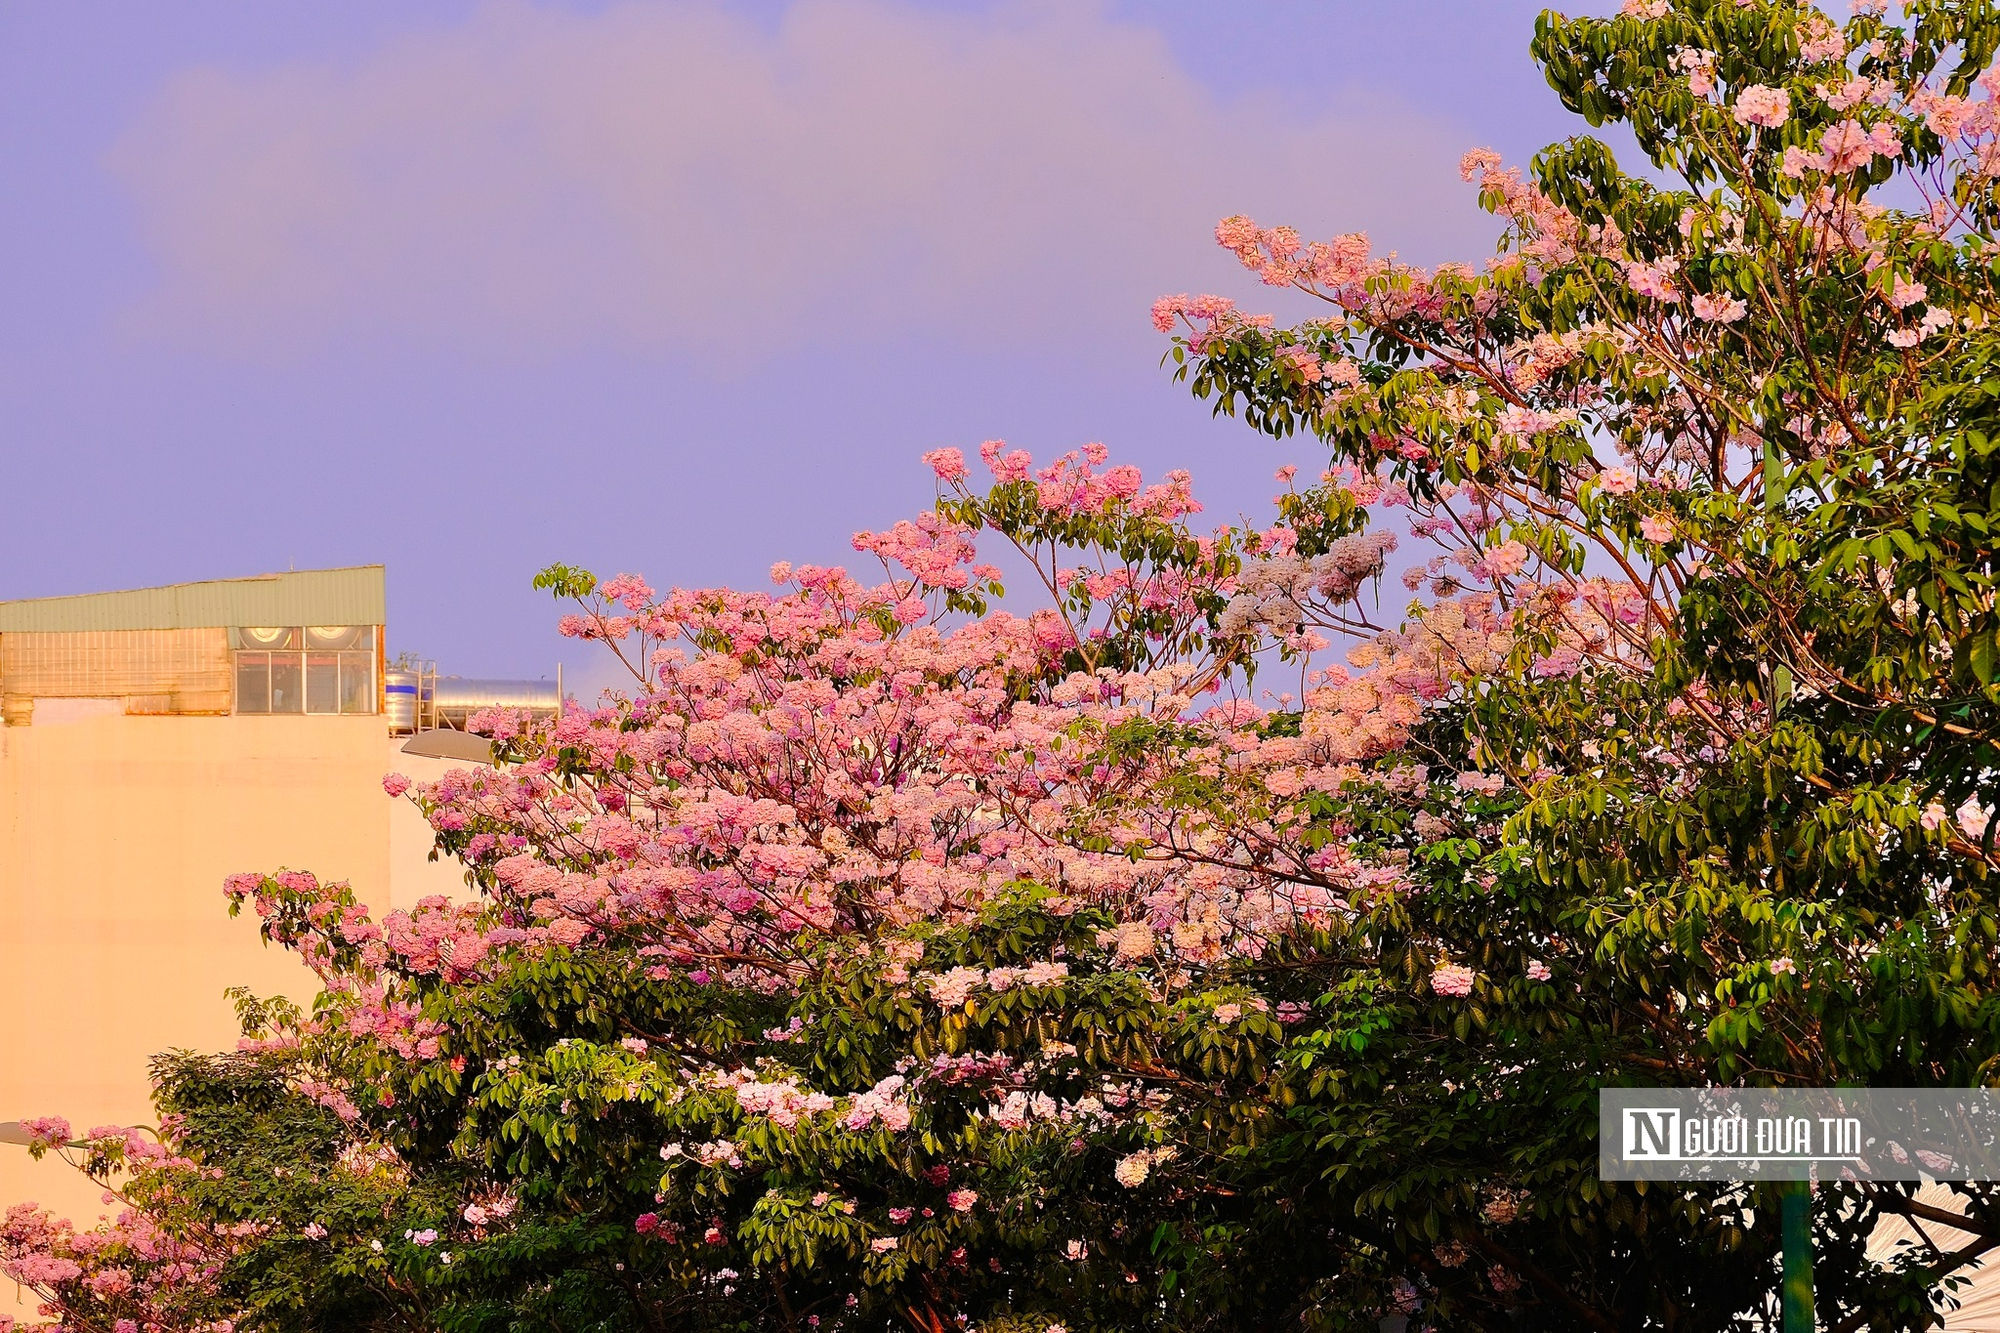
[108,0,1497,358]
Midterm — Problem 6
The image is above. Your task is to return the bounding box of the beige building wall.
[0,711,397,1311]
[386,742,484,905]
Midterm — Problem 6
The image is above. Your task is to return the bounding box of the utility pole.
[1780,1179,1814,1332]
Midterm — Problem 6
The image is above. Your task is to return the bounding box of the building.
[0,568,544,1301]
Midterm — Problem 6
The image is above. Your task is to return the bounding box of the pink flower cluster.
[734,1078,838,1129]
[1732,85,1791,128]
[217,447,1475,1016]
[1,1128,228,1333]
[1430,965,1477,998]
[843,1076,913,1133]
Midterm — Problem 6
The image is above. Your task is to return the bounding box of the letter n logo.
[1624,1108,1679,1159]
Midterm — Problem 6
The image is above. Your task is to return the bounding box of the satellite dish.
[400,730,497,764]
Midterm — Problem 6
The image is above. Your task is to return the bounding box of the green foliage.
[531,564,598,600]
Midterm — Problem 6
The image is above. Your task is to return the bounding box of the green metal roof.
[0,566,385,633]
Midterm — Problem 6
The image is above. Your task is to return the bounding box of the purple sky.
[0,0,1618,688]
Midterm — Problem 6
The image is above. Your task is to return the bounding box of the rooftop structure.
[0,567,386,726]
[0,564,492,1287]
[0,566,385,633]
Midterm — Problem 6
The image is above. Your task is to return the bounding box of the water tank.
[430,677,559,729]
[385,671,420,734]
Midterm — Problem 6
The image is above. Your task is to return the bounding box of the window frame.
[232,627,378,716]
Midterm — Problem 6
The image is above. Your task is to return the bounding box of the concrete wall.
[386,742,484,905]
[0,712,395,1310]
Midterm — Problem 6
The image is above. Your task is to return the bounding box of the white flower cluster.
[1219,536,1398,637]
[1113,1144,1178,1187]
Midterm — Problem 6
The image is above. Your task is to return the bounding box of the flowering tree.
[8,441,1444,1332]
[221,444,1444,1332]
[0,1013,438,1333]
[1152,0,2000,1326]
[15,2,2000,1330]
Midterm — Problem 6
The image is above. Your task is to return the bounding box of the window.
[306,653,339,712]
[339,655,373,713]
[235,653,270,712]
[271,654,304,713]
[234,626,377,715]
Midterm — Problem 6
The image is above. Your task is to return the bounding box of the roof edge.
[0,566,387,634]
[0,565,385,610]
